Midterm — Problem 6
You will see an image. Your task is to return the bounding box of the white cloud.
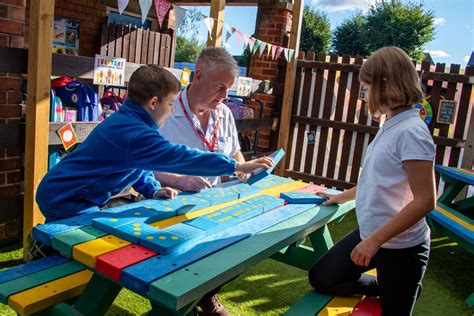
[433,17,446,25]
[428,50,451,58]
[464,55,471,63]
[311,0,376,12]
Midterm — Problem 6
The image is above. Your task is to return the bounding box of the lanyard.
[179,91,220,152]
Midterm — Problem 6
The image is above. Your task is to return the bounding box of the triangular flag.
[271,45,277,60]
[248,37,256,53]
[283,48,290,61]
[154,0,171,28]
[224,24,233,43]
[267,44,272,58]
[118,0,129,14]
[243,33,249,49]
[236,30,243,47]
[203,17,214,39]
[275,46,284,60]
[172,4,187,30]
[252,39,260,54]
[138,0,152,24]
[258,41,267,56]
[288,48,295,60]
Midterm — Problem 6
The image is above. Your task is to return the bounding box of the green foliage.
[300,5,331,54]
[175,36,204,63]
[365,0,435,61]
[332,14,370,57]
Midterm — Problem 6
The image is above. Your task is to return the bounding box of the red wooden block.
[291,184,326,194]
[350,296,382,316]
[96,244,157,281]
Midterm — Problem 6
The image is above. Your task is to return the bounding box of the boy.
[36,65,273,223]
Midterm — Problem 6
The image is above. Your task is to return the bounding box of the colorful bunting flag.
[275,46,284,60]
[258,41,266,56]
[271,45,277,60]
[236,30,243,47]
[243,33,249,49]
[118,0,129,14]
[288,48,295,60]
[172,4,187,30]
[248,37,256,53]
[267,44,272,58]
[154,0,171,28]
[138,0,152,24]
[203,17,214,39]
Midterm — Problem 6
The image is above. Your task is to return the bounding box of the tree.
[174,36,204,63]
[299,6,331,53]
[332,14,370,57]
[175,8,205,62]
[365,0,435,60]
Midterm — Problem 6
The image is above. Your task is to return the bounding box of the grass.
[0,211,472,315]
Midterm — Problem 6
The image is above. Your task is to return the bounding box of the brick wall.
[247,5,292,152]
[0,0,26,243]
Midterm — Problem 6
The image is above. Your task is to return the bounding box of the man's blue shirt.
[36,99,237,222]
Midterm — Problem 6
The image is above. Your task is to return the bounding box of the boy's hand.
[176,176,212,192]
[235,156,274,174]
[319,191,346,205]
[153,187,178,199]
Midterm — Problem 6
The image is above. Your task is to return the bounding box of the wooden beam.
[275,0,304,175]
[23,0,54,255]
[207,0,226,47]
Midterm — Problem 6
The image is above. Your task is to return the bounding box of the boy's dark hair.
[128,65,181,105]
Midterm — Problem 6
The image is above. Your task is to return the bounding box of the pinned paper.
[172,4,187,29]
[203,17,214,39]
[154,0,171,28]
[138,0,152,24]
[118,0,129,14]
[57,123,78,151]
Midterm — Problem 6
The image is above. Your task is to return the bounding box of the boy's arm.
[133,171,162,199]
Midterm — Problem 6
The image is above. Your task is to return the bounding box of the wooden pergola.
[23,0,303,253]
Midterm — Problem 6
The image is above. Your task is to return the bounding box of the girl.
[308,47,436,315]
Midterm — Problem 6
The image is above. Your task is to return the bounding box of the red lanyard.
[179,91,220,152]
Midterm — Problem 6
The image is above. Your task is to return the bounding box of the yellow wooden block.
[317,296,362,316]
[8,269,93,316]
[261,181,309,196]
[73,235,130,268]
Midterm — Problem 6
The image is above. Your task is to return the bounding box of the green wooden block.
[52,225,108,257]
[0,261,86,304]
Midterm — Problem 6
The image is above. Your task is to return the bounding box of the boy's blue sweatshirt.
[36,99,237,222]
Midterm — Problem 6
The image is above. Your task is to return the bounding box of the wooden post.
[23,0,54,255]
[275,0,304,175]
[207,0,226,47]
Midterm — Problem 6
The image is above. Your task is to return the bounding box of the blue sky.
[183,0,473,66]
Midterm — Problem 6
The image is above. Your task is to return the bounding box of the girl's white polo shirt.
[355,108,435,249]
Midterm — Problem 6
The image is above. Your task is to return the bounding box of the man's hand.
[175,176,212,192]
[235,156,274,174]
[153,187,178,199]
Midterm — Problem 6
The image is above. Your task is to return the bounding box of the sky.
[183,0,473,66]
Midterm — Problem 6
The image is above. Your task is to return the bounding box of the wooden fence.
[283,52,474,190]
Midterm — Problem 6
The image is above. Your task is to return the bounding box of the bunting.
[172,4,187,30]
[138,0,152,24]
[154,0,171,28]
[203,17,214,39]
[258,41,266,56]
[118,0,129,14]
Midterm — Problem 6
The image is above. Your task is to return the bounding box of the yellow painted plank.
[73,235,130,268]
[435,205,474,231]
[8,269,92,316]
[261,181,309,196]
[317,296,362,316]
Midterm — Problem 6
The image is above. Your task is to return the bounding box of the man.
[155,47,245,316]
[156,47,249,193]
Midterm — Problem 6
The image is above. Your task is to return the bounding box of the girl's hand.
[350,237,381,266]
[153,187,178,199]
[319,191,345,205]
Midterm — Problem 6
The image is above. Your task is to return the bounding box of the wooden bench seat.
[0,255,92,315]
[428,202,474,253]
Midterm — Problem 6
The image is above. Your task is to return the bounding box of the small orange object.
[57,123,77,151]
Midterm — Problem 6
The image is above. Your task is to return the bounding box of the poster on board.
[53,17,80,55]
[93,55,127,87]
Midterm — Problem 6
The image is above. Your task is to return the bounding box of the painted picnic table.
[30,175,355,315]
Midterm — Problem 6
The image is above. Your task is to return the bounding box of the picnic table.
[1,175,355,315]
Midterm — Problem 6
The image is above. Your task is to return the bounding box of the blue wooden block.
[153,195,211,215]
[321,188,342,195]
[92,207,160,232]
[163,223,205,239]
[194,188,239,205]
[250,174,294,189]
[429,210,474,244]
[110,221,161,243]
[185,216,219,231]
[0,255,70,284]
[122,234,248,294]
[242,194,286,212]
[227,183,261,198]
[139,230,187,254]
[246,149,285,185]
[280,192,328,204]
